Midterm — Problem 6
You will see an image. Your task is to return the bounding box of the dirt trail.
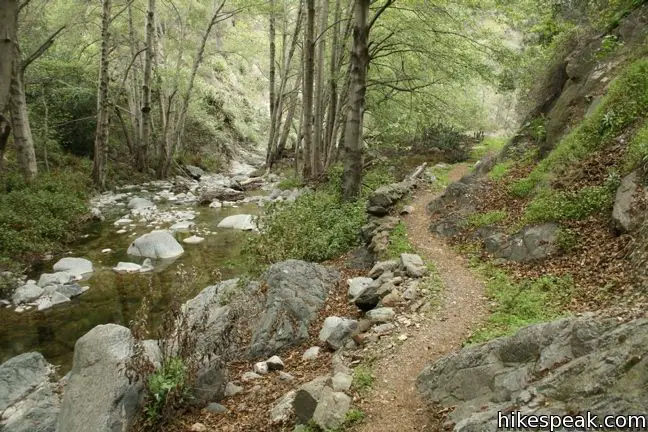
[354,164,489,432]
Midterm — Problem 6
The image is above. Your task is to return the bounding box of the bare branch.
[21,25,67,73]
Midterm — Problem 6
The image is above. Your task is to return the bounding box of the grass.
[510,58,648,197]
[352,365,374,393]
[488,160,514,181]
[386,222,414,258]
[470,136,508,161]
[277,176,302,190]
[521,174,620,225]
[467,264,573,344]
[624,118,648,172]
[464,210,508,228]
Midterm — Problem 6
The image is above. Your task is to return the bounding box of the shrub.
[624,119,648,171]
[277,176,302,190]
[352,365,374,392]
[386,222,414,258]
[145,357,189,421]
[464,210,508,228]
[0,168,90,267]
[247,165,393,264]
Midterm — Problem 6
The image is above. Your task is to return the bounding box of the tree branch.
[369,0,394,30]
[21,25,66,73]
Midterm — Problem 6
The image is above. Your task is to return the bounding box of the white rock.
[170,221,194,233]
[266,355,284,371]
[36,292,70,311]
[366,307,395,323]
[347,277,373,300]
[116,229,128,234]
[209,200,222,209]
[253,361,269,375]
[225,382,244,397]
[127,230,184,259]
[217,214,257,231]
[113,262,142,273]
[128,197,155,210]
[140,258,154,273]
[53,257,93,277]
[270,390,296,424]
[38,272,75,288]
[101,248,112,254]
[183,235,205,245]
[12,282,44,305]
[241,371,262,382]
[302,346,321,361]
[114,218,132,226]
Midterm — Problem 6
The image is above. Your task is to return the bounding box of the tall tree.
[265,0,277,171]
[312,0,328,177]
[92,0,112,189]
[0,0,16,173]
[302,0,315,179]
[138,0,156,172]
[341,0,369,200]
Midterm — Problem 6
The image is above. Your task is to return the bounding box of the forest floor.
[351,163,489,432]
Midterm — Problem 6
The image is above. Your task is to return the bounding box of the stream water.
[0,182,264,372]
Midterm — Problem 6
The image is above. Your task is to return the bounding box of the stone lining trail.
[354,164,489,432]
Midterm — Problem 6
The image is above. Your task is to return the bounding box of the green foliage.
[522,175,620,224]
[488,160,513,181]
[352,365,374,392]
[387,222,414,258]
[247,165,393,264]
[513,58,648,196]
[556,227,579,252]
[470,136,508,161]
[596,35,624,59]
[0,168,90,267]
[344,409,366,425]
[277,176,303,190]
[624,119,648,171]
[145,357,188,421]
[468,267,573,343]
[464,210,508,228]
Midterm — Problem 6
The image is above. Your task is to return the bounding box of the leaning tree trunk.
[0,0,16,173]
[312,0,328,178]
[138,0,155,172]
[341,0,369,201]
[302,0,315,179]
[92,0,112,190]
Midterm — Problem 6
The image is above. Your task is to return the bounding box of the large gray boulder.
[484,224,559,263]
[612,171,643,234]
[197,185,245,204]
[248,260,340,358]
[312,387,352,430]
[417,315,648,431]
[0,352,60,432]
[319,316,358,350]
[127,230,184,259]
[12,282,44,305]
[57,324,142,432]
[216,214,257,231]
[367,181,414,215]
[52,257,93,278]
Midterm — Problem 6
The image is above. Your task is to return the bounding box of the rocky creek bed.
[0,165,306,370]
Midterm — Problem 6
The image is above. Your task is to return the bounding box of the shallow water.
[0,195,261,372]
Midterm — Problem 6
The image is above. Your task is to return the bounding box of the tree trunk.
[0,0,16,174]
[10,65,37,181]
[138,0,155,172]
[312,0,328,177]
[341,0,369,201]
[324,0,341,164]
[265,0,277,171]
[302,0,315,179]
[92,0,112,190]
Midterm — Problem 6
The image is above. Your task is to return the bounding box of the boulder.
[182,235,205,244]
[612,171,642,233]
[302,346,321,361]
[266,355,284,371]
[348,277,373,300]
[331,372,353,392]
[113,262,142,273]
[0,352,60,432]
[416,315,648,431]
[191,362,227,407]
[368,181,413,213]
[127,197,154,210]
[366,307,395,323]
[57,324,142,432]
[270,390,296,424]
[183,165,205,180]
[400,253,427,278]
[52,258,93,278]
[312,387,352,430]
[248,260,340,358]
[485,224,559,263]
[12,282,44,305]
[354,280,392,311]
[52,283,87,299]
[319,317,358,350]
[38,272,75,288]
[216,214,257,231]
[198,185,245,204]
[170,221,194,233]
[368,259,399,279]
[127,230,184,259]
[293,376,329,424]
[36,292,71,311]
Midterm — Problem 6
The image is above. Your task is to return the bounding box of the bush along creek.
[0,163,310,371]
